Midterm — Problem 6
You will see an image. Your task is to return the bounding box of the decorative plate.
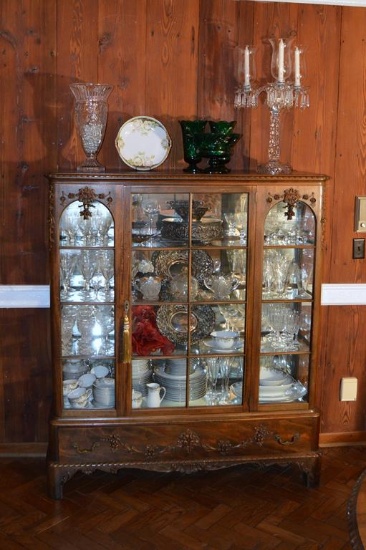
[115,116,171,170]
[152,249,214,286]
[156,304,215,345]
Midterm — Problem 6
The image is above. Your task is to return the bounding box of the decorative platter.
[152,249,214,286]
[115,116,171,170]
[156,304,215,345]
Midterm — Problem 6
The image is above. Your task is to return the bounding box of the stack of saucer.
[132,359,152,396]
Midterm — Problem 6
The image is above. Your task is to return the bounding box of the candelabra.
[234,38,309,175]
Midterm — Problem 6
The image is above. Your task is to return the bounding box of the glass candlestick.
[70,83,113,173]
[234,38,309,175]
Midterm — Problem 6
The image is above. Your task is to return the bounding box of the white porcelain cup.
[63,379,78,396]
[68,387,92,407]
[132,390,143,409]
[211,330,239,349]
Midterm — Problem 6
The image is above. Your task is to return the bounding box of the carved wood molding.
[266,187,317,220]
[71,426,302,460]
[59,187,113,219]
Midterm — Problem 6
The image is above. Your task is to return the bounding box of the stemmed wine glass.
[61,212,79,245]
[267,304,288,350]
[283,310,301,350]
[79,251,98,298]
[60,251,79,299]
[98,250,114,298]
[142,199,160,243]
[205,357,220,405]
[61,305,78,354]
[219,358,232,404]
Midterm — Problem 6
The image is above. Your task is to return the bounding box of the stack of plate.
[164,358,193,376]
[154,362,206,402]
[93,377,115,408]
[259,367,298,403]
[132,359,152,396]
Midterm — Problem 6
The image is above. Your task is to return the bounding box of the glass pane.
[130,192,247,409]
[259,355,309,404]
[261,302,311,353]
[59,200,115,411]
[60,201,114,247]
[264,200,315,245]
[262,248,313,300]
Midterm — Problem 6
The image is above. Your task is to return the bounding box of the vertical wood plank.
[144,0,200,168]
[97,0,148,169]
[56,0,99,170]
[320,7,366,434]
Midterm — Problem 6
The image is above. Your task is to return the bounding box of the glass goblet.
[142,199,160,241]
[205,357,220,405]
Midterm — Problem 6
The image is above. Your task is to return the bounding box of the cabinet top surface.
[48,169,328,184]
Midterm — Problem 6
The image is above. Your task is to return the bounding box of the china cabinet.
[47,170,326,499]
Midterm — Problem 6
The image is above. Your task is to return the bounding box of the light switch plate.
[355,197,366,232]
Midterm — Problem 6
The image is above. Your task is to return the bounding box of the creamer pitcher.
[146,382,166,408]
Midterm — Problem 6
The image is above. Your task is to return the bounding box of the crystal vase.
[70,83,113,172]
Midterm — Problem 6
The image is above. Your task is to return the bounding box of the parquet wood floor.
[0,446,365,549]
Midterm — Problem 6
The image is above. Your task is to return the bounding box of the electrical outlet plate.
[340,377,358,401]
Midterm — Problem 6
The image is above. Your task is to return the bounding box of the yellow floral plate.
[115,116,171,170]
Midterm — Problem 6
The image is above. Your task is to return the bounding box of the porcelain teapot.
[204,274,239,300]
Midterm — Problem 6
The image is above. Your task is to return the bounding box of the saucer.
[203,338,244,353]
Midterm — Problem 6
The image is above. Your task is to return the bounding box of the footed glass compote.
[70,83,113,172]
[179,120,207,173]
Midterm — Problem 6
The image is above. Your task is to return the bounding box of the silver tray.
[156,304,215,345]
[152,249,214,286]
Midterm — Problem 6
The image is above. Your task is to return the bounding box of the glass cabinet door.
[59,200,116,410]
[260,199,315,405]
[130,191,248,409]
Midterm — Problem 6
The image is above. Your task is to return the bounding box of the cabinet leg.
[302,455,321,488]
[47,463,65,500]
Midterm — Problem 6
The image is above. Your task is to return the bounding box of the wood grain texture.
[1,0,366,448]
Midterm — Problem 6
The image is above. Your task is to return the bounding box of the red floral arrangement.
[132,305,175,356]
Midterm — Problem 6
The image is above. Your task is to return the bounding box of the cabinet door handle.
[274,432,300,446]
[122,300,131,362]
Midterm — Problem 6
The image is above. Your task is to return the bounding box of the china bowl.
[78,373,96,388]
[91,365,110,379]
[260,367,290,386]
[210,330,239,349]
[167,199,208,221]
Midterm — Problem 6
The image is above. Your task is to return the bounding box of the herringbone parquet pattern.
[0,446,365,549]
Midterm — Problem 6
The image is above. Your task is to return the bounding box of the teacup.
[132,390,143,409]
[68,387,92,408]
[211,330,239,350]
[63,379,78,396]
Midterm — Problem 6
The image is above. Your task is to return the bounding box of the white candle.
[278,39,285,83]
[244,45,250,87]
[294,47,301,87]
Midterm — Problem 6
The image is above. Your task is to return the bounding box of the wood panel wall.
[1,0,366,451]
